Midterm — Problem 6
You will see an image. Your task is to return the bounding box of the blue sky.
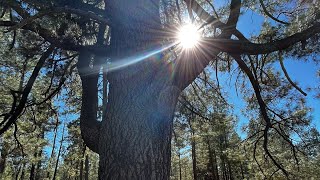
[227,6,320,136]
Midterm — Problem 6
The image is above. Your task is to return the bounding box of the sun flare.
[177,24,200,49]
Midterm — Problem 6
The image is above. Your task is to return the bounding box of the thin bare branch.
[232,54,289,178]
[278,53,307,96]
[259,0,289,25]
[0,45,54,135]
[202,23,320,55]
[178,96,210,121]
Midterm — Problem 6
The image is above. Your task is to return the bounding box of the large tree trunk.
[78,0,181,179]
[98,73,180,179]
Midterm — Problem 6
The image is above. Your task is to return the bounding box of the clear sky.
[227,6,320,137]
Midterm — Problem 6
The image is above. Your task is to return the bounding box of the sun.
[177,24,200,49]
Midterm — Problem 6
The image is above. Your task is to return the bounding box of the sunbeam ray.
[107,42,177,72]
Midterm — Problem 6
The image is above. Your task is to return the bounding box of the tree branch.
[27,57,77,107]
[202,23,320,55]
[0,21,110,55]
[51,6,110,25]
[183,0,319,57]
[4,0,110,26]
[259,0,289,25]
[278,53,307,96]
[77,51,101,154]
[232,54,289,178]
[174,0,241,90]
[0,45,54,135]
[178,97,210,121]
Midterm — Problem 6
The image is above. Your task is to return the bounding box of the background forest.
[1,0,320,179]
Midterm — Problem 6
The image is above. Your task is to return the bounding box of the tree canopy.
[0,0,320,179]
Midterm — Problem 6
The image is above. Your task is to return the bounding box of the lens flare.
[177,24,200,49]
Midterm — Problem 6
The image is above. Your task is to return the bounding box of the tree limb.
[202,23,320,55]
[278,53,307,96]
[259,0,289,25]
[232,54,289,178]
[174,0,241,90]
[0,45,54,135]
[4,0,110,26]
[0,21,110,55]
[77,51,101,154]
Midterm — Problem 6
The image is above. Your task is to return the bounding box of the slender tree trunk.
[30,162,35,180]
[20,165,25,180]
[84,155,89,180]
[79,159,83,180]
[227,160,233,180]
[190,131,198,180]
[0,148,7,174]
[50,116,59,159]
[206,137,219,180]
[15,164,21,180]
[178,153,182,180]
[47,115,59,179]
[189,128,198,180]
[35,130,45,180]
[0,131,9,176]
[240,163,245,179]
[30,151,38,180]
[220,149,227,180]
[187,115,198,180]
[53,124,65,180]
[79,146,86,180]
[184,166,187,180]
[36,151,42,180]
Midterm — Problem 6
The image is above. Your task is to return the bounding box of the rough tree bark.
[77,0,241,179]
[97,4,181,175]
[78,0,181,179]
